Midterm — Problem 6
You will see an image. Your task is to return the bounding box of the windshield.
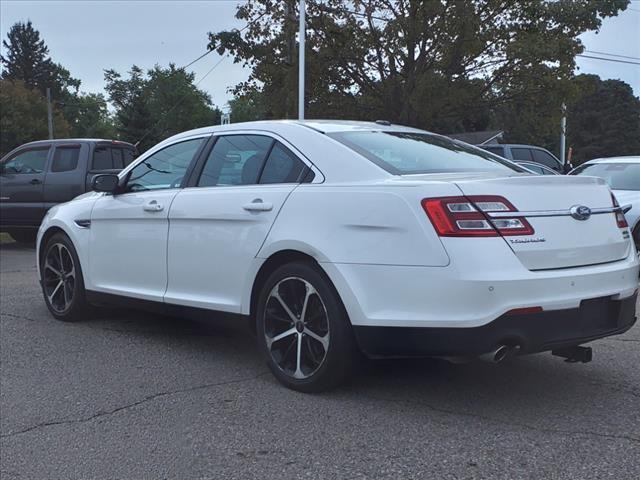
[328,131,523,175]
[571,162,640,191]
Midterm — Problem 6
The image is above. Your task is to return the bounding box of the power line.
[577,54,640,66]
[135,54,229,147]
[584,50,640,61]
[179,11,266,70]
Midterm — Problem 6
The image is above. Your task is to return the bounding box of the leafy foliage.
[1,20,80,100]
[211,0,629,146]
[0,79,69,156]
[567,75,640,164]
[104,64,222,152]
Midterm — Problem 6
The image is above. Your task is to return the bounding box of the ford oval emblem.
[570,205,592,221]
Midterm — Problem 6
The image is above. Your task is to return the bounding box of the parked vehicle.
[516,161,561,175]
[479,144,564,173]
[36,121,638,391]
[569,156,640,249]
[0,139,136,242]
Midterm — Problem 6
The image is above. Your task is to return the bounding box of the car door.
[44,143,86,210]
[87,136,207,301]
[0,145,51,227]
[165,134,314,312]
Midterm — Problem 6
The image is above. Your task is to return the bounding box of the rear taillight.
[611,193,628,228]
[422,195,534,237]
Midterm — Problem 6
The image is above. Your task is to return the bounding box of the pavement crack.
[1,371,270,439]
[359,394,640,444]
[0,312,37,322]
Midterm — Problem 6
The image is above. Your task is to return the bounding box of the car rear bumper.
[353,292,637,358]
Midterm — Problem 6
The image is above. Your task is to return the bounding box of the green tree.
[104,64,221,151]
[61,93,117,139]
[0,79,69,156]
[567,75,640,165]
[1,20,80,100]
[228,87,267,122]
[209,0,628,134]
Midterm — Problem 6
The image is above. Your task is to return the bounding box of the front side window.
[328,131,522,175]
[126,138,204,192]
[2,148,49,174]
[571,162,640,191]
[198,135,273,187]
[532,149,560,169]
[51,146,80,172]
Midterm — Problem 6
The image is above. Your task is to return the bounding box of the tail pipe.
[479,344,521,363]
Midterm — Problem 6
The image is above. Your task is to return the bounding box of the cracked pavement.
[1,243,639,479]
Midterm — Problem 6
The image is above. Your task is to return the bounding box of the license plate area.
[579,296,619,332]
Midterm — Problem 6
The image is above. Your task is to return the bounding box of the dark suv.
[0,139,136,242]
[478,144,564,173]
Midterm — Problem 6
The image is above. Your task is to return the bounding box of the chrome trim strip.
[486,206,622,219]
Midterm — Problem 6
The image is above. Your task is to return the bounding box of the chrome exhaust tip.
[479,345,519,363]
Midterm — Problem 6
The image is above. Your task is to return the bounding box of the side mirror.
[92,173,120,193]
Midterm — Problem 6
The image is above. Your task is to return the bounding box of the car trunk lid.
[451,175,630,270]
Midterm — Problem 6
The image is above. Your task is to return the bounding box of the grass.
[0,232,15,244]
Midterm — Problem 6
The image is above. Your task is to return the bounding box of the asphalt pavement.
[1,242,639,479]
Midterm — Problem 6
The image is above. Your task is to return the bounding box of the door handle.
[143,200,164,212]
[30,178,42,185]
[243,199,273,212]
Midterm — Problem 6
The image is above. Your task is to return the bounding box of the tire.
[633,224,640,253]
[9,229,37,244]
[256,261,360,392]
[40,233,90,322]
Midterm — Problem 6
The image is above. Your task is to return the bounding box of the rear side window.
[329,131,521,174]
[198,135,273,187]
[92,146,136,170]
[2,148,49,174]
[51,146,80,172]
[260,142,309,184]
[532,149,559,169]
[511,148,533,161]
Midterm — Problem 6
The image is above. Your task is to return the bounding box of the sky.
[1,0,639,113]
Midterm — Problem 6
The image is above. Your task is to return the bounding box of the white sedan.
[569,156,640,250]
[37,121,638,391]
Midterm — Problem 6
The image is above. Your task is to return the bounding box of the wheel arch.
[248,250,319,331]
[37,225,77,280]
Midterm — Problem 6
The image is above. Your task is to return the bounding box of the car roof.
[19,138,135,147]
[582,156,640,165]
[164,119,428,142]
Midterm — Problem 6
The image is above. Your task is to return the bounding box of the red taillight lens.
[422,195,534,237]
[611,193,628,228]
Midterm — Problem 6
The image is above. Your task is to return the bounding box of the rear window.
[328,131,522,175]
[92,146,136,170]
[571,163,640,191]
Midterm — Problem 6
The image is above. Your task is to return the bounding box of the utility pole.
[560,102,566,166]
[298,0,306,120]
[46,87,54,139]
